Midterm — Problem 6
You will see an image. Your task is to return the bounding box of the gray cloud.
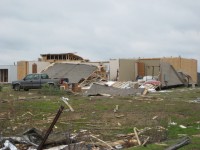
[0,0,200,70]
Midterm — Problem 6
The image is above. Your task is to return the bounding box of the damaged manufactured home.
[16,53,90,80]
[109,57,197,88]
[2,51,196,90]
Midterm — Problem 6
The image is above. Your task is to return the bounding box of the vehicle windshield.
[24,74,34,80]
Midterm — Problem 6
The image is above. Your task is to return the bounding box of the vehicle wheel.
[14,84,20,91]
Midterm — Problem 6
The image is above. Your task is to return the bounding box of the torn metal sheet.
[22,128,43,146]
[42,63,98,84]
[165,136,191,150]
[85,83,144,96]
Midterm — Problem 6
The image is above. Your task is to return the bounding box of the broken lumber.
[134,127,141,145]
[108,139,138,148]
[61,98,74,112]
[142,89,148,96]
[90,134,113,150]
[142,136,150,146]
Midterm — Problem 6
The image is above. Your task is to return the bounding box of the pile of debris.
[42,63,163,96]
[0,126,168,150]
[0,128,86,150]
[0,105,169,150]
[140,80,161,93]
[84,81,144,97]
[80,74,162,96]
[0,103,192,150]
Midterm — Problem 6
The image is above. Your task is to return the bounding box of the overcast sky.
[0,0,200,69]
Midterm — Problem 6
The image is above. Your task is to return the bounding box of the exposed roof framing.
[40,53,84,61]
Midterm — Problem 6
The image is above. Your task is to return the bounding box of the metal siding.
[160,62,183,87]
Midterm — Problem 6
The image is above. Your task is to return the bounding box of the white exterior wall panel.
[109,59,119,81]
[28,61,51,74]
[0,65,17,83]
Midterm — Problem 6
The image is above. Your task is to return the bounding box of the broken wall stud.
[37,105,64,150]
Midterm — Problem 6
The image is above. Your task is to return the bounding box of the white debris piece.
[105,81,115,86]
[179,125,187,129]
[169,122,177,126]
[152,116,158,120]
[115,144,123,149]
[61,97,69,101]
[0,140,18,150]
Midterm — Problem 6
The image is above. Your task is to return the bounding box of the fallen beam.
[37,105,64,150]
[165,136,191,150]
[134,127,141,146]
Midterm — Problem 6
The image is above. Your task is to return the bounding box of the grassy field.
[0,85,200,149]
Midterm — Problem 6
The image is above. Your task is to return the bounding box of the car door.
[40,74,49,85]
[32,74,41,89]
[21,74,34,89]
